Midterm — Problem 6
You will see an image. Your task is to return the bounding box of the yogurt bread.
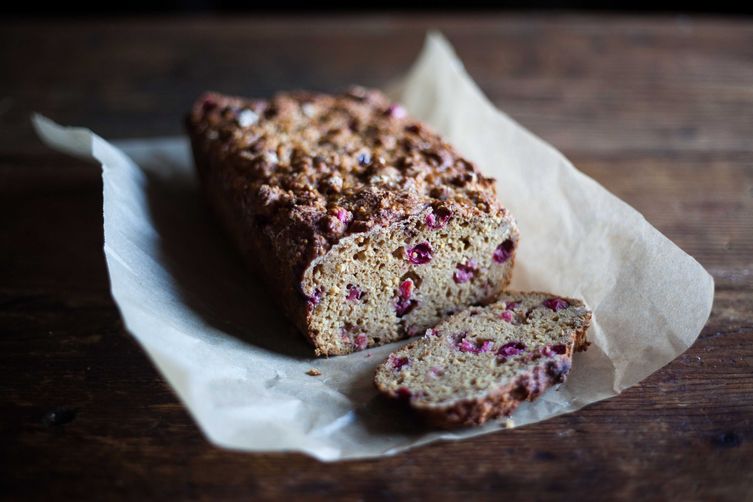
[186,87,519,356]
[374,292,592,427]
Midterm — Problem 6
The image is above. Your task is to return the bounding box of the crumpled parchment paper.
[33,33,714,461]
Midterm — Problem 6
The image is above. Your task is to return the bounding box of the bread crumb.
[306,368,321,376]
[504,418,515,429]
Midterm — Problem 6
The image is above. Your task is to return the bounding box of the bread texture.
[186,87,519,356]
[374,292,592,428]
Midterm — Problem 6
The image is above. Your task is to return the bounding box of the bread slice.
[374,291,592,428]
[186,88,519,356]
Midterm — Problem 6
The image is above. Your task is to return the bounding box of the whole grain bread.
[374,291,592,428]
[186,87,519,356]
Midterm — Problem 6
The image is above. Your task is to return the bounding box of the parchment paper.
[33,33,714,461]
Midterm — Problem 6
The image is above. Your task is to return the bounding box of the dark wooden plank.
[1,14,752,501]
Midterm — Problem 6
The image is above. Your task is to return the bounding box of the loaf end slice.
[374,291,592,428]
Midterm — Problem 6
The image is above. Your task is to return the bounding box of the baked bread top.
[186,87,502,278]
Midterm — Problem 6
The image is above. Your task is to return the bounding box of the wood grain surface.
[1,14,752,501]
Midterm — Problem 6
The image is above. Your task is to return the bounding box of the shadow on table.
[143,164,313,360]
[355,394,430,438]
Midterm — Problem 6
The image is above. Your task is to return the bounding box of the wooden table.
[2,14,752,500]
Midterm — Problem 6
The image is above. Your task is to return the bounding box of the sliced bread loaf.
[374,291,592,428]
[186,88,518,356]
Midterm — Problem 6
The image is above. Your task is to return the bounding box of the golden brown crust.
[186,88,503,280]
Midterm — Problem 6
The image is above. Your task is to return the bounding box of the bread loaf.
[186,88,519,356]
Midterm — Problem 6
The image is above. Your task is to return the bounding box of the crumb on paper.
[504,418,515,429]
[306,368,321,377]
[365,353,372,358]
